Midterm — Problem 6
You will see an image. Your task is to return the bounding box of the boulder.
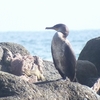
[0,42,30,72]
[78,37,100,76]
[43,60,61,81]
[0,71,100,100]
[76,60,98,87]
[0,42,100,99]
[0,42,30,56]
[43,60,98,87]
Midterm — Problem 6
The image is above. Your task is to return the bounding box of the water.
[0,30,100,61]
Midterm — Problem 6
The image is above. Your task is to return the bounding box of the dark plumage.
[45,24,76,81]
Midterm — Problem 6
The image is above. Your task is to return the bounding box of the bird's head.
[45,23,69,37]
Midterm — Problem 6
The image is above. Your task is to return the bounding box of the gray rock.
[76,60,98,87]
[0,42,100,99]
[0,71,100,100]
[0,42,30,56]
[43,60,98,87]
[43,60,61,81]
[0,46,3,62]
[78,37,100,76]
[0,71,40,100]
[0,42,30,72]
[2,47,13,65]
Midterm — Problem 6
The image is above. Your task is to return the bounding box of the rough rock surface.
[0,42,30,56]
[0,42,100,99]
[1,47,45,83]
[0,46,3,61]
[43,60,61,81]
[78,37,100,76]
[0,42,30,73]
[0,71,100,100]
[43,60,99,87]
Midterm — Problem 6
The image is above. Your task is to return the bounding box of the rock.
[78,37,100,76]
[43,60,98,87]
[76,60,98,87]
[2,47,13,65]
[0,46,3,62]
[10,53,34,76]
[10,53,24,76]
[32,56,45,81]
[10,54,45,82]
[43,60,61,81]
[0,42,45,83]
[0,71,40,100]
[0,42,30,56]
[91,78,100,94]
[0,42,30,72]
[0,71,100,100]
[0,42,100,99]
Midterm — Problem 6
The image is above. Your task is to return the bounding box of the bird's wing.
[51,45,57,68]
[51,45,66,78]
[64,42,76,80]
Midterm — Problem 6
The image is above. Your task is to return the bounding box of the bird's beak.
[45,27,54,29]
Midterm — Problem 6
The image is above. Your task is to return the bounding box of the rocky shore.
[0,39,100,100]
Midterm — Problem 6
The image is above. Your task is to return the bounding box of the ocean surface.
[0,30,100,61]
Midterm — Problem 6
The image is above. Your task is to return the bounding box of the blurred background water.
[0,30,100,61]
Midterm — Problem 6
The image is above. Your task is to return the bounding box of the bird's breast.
[51,32,66,58]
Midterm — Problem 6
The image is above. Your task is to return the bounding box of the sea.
[0,30,100,61]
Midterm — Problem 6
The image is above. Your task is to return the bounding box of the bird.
[45,23,76,81]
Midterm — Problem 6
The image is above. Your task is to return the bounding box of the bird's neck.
[57,30,68,38]
[57,32,67,40]
[62,32,68,38]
